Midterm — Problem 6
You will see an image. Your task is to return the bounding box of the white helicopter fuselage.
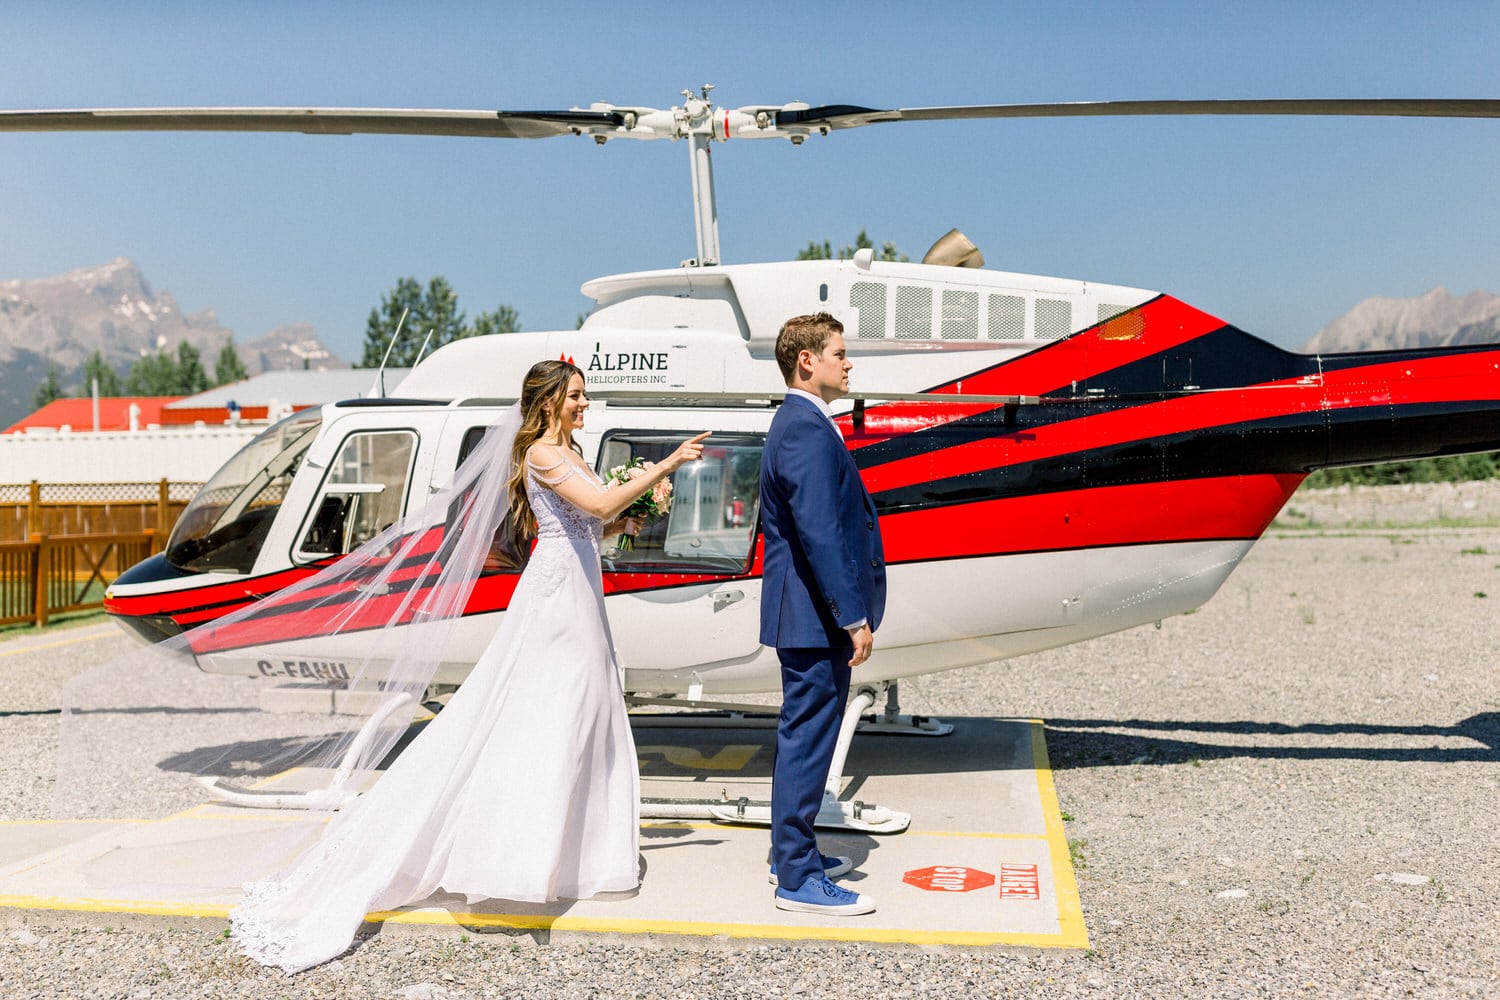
[108,253,1498,697]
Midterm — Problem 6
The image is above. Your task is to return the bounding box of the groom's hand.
[848,624,874,668]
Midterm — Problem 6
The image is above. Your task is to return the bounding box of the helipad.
[0,715,1086,949]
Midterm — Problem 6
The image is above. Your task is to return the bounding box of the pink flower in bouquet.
[605,456,675,550]
[650,479,673,512]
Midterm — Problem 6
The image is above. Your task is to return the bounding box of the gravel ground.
[2,481,1498,998]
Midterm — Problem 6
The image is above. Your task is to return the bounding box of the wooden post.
[27,481,40,537]
[157,478,170,535]
[31,533,48,628]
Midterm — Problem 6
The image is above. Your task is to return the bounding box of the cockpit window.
[296,429,419,561]
[165,409,323,574]
[596,431,763,574]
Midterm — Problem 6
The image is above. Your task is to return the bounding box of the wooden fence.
[0,530,159,628]
[0,480,198,628]
[0,479,200,543]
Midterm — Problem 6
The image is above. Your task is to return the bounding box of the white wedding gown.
[231,458,640,973]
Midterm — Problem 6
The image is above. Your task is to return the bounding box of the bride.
[230,359,709,973]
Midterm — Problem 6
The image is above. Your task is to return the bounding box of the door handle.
[710,588,744,611]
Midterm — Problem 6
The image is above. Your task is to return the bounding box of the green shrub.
[1305,451,1499,488]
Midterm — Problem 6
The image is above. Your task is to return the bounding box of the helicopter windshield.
[165,408,324,574]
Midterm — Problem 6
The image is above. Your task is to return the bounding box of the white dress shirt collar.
[784,387,837,427]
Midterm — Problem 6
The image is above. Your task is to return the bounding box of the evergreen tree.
[358,277,522,368]
[33,362,66,409]
[469,305,521,339]
[214,340,249,385]
[82,351,124,396]
[175,341,211,395]
[796,229,908,262]
[360,276,467,369]
[124,352,180,395]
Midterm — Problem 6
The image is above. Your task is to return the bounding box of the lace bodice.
[526,452,605,544]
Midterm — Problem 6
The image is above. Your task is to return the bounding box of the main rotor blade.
[778,98,1500,130]
[0,107,624,139]
[4,99,1496,143]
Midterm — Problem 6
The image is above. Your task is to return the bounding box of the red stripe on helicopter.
[186,569,528,653]
[179,563,762,652]
[1315,347,1500,403]
[851,339,1500,493]
[929,295,1223,396]
[879,474,1302,563]
[836,295,1225,448]
[858,378,1322,493]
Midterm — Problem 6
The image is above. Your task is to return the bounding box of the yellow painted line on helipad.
[368,908,1084,949]
[0,818,126,827]
[0,891,1070,949]
[0,628,116,658]
[0,894,229,920]
[1032,719,1089,950]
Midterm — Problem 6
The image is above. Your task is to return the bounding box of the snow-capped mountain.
[1302,287,1500,353]
[0,259,347,425]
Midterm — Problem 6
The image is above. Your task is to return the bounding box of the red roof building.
[4,396,183,434]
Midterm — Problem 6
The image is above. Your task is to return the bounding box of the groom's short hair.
[775,312,844,383]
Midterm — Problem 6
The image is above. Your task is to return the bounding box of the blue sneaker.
[774,874,876,915]
[768,853,853,885]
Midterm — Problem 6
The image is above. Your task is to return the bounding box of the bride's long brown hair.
[505,359,586,548]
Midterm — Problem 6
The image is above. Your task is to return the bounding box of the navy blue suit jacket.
[758,393,886,649]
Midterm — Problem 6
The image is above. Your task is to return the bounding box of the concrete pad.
[0,716,1087,949]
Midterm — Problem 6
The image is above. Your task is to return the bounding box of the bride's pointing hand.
[660,432,711,473]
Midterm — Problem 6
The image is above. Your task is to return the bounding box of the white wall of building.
[0,426,259,484]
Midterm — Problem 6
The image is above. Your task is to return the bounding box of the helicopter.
[5,92,1499,827]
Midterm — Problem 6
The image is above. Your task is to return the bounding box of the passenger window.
[456,425,491,468]
[296,430,418,560]
[452,424,528,574]
[596,431,763,574]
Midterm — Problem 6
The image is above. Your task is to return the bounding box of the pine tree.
[175,342,210,395]
[214,340,249,386]
[123,343,210,396]
[359,277,520,368]
[33,362,66,408]
[82,351,124,396]
[360,276,466,369]
[796,229,907,262]
[470,305,521,339]
[124,352,179,395]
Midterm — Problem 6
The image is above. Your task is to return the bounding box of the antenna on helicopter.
[368,306,410,398]
[411,327,437,368]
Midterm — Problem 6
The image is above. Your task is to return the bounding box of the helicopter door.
[294,428,419,561]
[595,430,765,672]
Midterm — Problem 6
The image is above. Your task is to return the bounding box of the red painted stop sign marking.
[902,865,996,892]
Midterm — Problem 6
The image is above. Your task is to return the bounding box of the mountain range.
[1301,287,1500,353]
[0,259,347,426]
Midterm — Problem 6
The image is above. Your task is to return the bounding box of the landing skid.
[199,682,949,826]
[627,682,954,738]
[196,691,416,810]
[637,682,951,834]
[860,683,955,737]
[701,790,910,835]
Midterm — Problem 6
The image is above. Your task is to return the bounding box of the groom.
[758,311,886,916]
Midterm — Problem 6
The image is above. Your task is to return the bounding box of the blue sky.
[3,1,1498,358]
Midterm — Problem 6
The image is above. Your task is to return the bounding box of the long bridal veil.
[49,404,525,892]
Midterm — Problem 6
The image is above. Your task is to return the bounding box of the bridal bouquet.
[604,457,674,549]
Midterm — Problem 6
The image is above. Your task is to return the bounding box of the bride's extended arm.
[530,432,710,521]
